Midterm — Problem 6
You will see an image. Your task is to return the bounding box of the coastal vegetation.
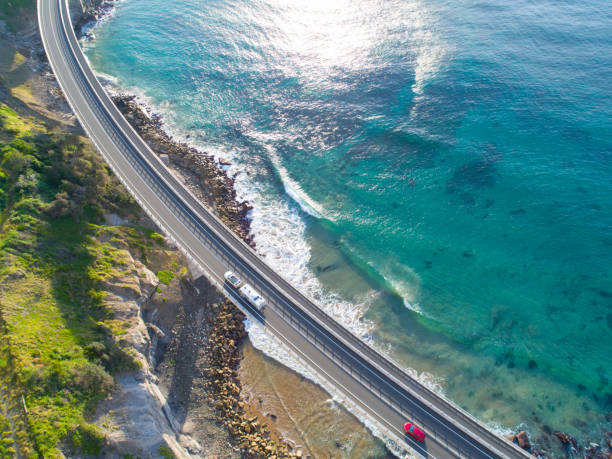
[0,4,293,455]
[0,98,171,456]
[156,269,175,286]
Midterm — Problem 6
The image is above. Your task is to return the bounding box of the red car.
[404,422,426,442]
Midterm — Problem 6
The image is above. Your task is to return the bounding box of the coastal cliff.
[0,1,241,456]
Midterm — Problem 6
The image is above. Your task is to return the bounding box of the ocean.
[83,0,612,453]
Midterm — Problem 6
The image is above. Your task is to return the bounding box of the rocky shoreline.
[105,68,612,459]
[112,94,254,246]
[88,37,608,459]
[1,0,297,455]
[70,0,117,38]
[200,300,299,458]
[55,0,350,455]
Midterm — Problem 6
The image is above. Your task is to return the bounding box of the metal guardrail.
[39,1,531,457]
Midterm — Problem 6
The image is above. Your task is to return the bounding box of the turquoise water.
[85,0,612,452]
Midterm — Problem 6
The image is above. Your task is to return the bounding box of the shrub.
[156,270,174,286]
[71,362,114,396]
[158,445,174,459]
[45,191,79,219]
[67,421,106,456]
[12,196,43,216]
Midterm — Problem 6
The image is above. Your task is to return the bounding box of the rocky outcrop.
[555,431,578,448]
[554,431,580,458]
[112,94,254,245]
[584,442,611,459]
[506,430,532,453]
[145,272,239,458]
[90,221,297,457]
[68,0,114,35]
[136,247,300,458]
[515,430,531,451]
[201,300,298,458]
[92,235,193,458]
[551,431,612,459]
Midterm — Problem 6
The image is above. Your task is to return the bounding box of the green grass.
[0,413,16,457]
[92,224,165,265]
[158,444,174,459]
[0,101,148,456]
[0,10,180,453]
[156,269,174,286]
[0,105,40,140]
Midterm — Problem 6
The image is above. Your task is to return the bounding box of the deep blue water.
[85,0,612,451]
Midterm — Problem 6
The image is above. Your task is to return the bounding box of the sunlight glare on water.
[237,0,448,94]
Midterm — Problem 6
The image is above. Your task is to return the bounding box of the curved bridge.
[38,0,530,457]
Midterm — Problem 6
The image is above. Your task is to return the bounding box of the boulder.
[554,431,577,448]
[516,430,531,450]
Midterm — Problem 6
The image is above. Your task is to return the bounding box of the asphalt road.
[38,1,531,457]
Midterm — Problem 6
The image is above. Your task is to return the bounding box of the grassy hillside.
[0,5,188,456]
[0,100,164,457]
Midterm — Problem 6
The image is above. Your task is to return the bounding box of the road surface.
[38,1,531,457]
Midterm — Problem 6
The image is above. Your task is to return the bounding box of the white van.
[239,283,267,311]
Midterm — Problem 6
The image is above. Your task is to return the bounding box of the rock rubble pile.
[202,300,300,458]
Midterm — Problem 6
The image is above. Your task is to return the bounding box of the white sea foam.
[100,90,377,336]
[377,262,431,318]
[230,166,375,338]
[84,76,455,452]
[487,422,516,438]
[403,300,424,314]
[91,70,120,88]
[268,152,323,219]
